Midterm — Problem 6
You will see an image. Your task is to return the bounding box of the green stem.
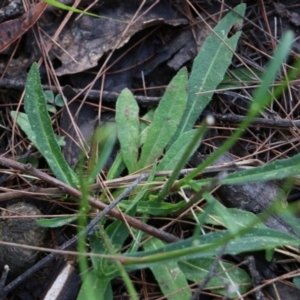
[99,226,139,300]
[156,117,211,202]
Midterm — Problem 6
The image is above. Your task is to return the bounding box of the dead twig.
[207,112,300,129]
[0,156,179,244]
[0,174,152,297]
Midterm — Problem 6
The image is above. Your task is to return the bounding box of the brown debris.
[0,1,47,53]
[274,3,300,26]
[0,202,46,276]
[47,1,189,75]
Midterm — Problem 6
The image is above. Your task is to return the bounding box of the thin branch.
[0,156,179,244]
[0,78,160,106]
[207,112,300,129]
[0,174,153,296]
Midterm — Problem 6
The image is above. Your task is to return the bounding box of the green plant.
[43,0,128,22]
[44,90,64,113]
[43,0,100,18]
[10,91,66,147]
[14,3,300,299]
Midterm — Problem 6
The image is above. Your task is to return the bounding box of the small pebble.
[0,202,46,276]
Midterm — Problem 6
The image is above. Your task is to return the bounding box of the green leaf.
[249,33,294,117]
[87,123,117,184]
[219,67,264,90]
[11,111,38,145]
[140,109,154,132]
[44,90,65,107]
[118,200,185,216]
[177,31,300,188]
[10,111,65,146]
[124,163,157,213]
[116,88,140,173]
[43,0,100,18]
[138,67,188,168]
[44,90,54,103]
[24,63,77,186]
[123,228,299,269]
[77,271,112,300]
[157,129,198,171]
[201,207,267,229]
[36,216,77,228]
[218,152,300,185]
[90,217,132,277]
[173,4,245,139]
[293,276,300,290]
[92,170,159,275]
[193,152,300,187]
[265,247,275,261]
[179,259,251,297]
[54,94,65,107]
[203,193,242,234]
[267,203,300,237]
[44,0,128,23]
[139,127,149,147]
[144,238,192,300]
[177,31,295,189]
[46,104,57,114]
[156,119,210,202]
[17,156,39,168]
[139,109,155,146]
[107,152,126,180]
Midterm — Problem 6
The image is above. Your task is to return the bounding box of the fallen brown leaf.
[0,1,47,53]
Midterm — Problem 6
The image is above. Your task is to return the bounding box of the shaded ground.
[1,0,300,299]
